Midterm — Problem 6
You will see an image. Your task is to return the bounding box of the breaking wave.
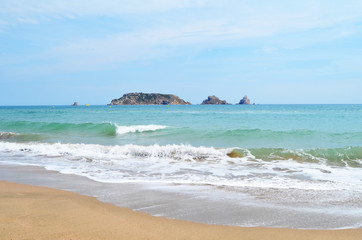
[0,131,17,139]
[0,141,360,191]
[115,125,168,135]
[0,121,168,137]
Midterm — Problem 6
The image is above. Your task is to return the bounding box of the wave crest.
[115,125,168,135]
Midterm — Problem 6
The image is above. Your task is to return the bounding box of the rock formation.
[239,95,251,105]
[108,92,191,105]
[72,102,79,106]
[201,96,229,105]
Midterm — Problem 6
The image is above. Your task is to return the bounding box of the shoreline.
[1,180,361,240]
[0,164,361,230]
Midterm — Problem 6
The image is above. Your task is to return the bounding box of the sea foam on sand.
[1,180,361,240]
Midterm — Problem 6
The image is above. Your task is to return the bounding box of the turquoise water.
[0,104,361,190]
[1,104,361,148]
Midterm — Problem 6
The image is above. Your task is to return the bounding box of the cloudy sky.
[1,0,361,105]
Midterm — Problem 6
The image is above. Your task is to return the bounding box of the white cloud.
[2,1,361,28]
[0,0,206,23]
[2,0,362,70]
[47,19,280,69]
[47,1,362,69]
[18,18,39,24]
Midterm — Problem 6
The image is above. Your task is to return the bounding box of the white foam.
[115,124,168,135]
[0,141,361,192]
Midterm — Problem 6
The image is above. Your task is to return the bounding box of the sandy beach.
[1,180,361,240]
[2,0,362,237]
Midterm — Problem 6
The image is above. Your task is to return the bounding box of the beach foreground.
[1,181,361,240]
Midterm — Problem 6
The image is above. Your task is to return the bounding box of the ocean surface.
[0,104,361,228]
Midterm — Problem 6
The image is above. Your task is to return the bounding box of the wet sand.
[0,164,361,229]
[1,180,361,240]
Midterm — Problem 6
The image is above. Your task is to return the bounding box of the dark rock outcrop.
[239,95,251,105]
[108,92,191,105]
[201,96,229,105]
[72,102,79,106]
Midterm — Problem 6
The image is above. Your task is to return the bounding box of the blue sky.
[0,0,361,105]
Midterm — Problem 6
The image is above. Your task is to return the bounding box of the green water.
[1,104,361,148]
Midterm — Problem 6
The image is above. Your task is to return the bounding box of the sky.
[0,0,361,105]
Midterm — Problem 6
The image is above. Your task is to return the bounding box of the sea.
[0,104,361,228]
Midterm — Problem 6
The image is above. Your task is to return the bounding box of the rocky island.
[239,95,251,105]
[201,95,229,105]
[108,92,191,105]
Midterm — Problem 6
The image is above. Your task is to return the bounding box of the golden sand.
[0,180,360,240]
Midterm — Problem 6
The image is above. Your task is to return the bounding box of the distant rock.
[72,102,79,106]
[239,95,250,105]
[201,95,229,105]
[108,92,191,105]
